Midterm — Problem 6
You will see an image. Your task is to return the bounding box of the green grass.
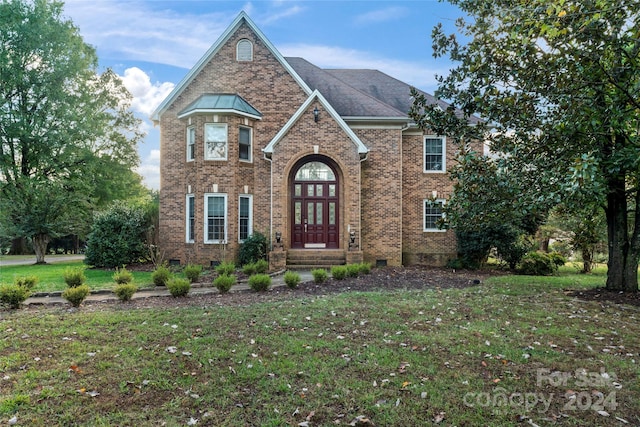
[0,261,155,292]
[1,269,638,426]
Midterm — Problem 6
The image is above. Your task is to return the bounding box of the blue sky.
[62,0,466,190]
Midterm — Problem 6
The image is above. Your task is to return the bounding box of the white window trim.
[204,123,228,161]
[186,194,195,243]
[423,135,446,173]
[239,126,252,163]
[238,194,253,242]
[186,126,195,162]
[204,193,227,244]
[423,198,446,232]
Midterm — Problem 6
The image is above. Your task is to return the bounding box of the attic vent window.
[236,39,253,61]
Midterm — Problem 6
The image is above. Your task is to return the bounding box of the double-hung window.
[239,126,252,162]
[187,126,195,161]
[238,195,253,242]
[186,195,195,242]
[424,199,445,232]
[204,123,228,160]
[205,194,227,243]
[424,136,446,172]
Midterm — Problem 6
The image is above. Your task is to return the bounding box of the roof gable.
[151,12,311,122]
[263,90,368,156]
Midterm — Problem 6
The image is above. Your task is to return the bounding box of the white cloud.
[354,7,409,25]
[120,67,174,117]
[137,149,161,190]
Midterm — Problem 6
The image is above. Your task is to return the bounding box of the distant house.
[151,12,480,269]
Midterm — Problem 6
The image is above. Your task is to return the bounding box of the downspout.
[263,151,273,251]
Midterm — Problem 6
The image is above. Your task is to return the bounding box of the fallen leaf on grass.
[69,365,82,374]
[349,415,375,426]
[434,412,445,423]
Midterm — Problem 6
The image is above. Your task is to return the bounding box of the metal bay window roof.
[178,94,262,120]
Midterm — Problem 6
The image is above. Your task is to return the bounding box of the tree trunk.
[32,234,50,264]
[605,175,639,292]
[581,246,593,274]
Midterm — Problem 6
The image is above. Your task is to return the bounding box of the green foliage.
[13,275,38,290]
[112,267,133,285]
[213,274,236,294]
[358,262,372,275]
[331,265,348,280]
[516,252,558,276]
[84,202,148,268]
[248,274,271,292]
[0,284,31,309]
[283,271,301,289]
[114,283,138,302]
[311,269,328,284]
[166,278,191,297]
[242,263,257,276]
[151,265,171,287]
[254,259,269,274]
[346,264,360,278]
[62,284,90,307]
[215,261,236,276]
[183,264,203,283]
[63,267,86,288]
[549,252,567,267]
[238,232,268,265]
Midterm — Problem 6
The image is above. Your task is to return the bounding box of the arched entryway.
[290,156,339,249]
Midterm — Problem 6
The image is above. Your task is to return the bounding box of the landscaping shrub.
[213,274,236,294]
[166,278,190,297]
[248,274,271,292]
[311,268,328,284]
[516,251,557,276]
[0,284,31,309]
[14,275,38,290]
[346,264,360,278]
[549,251,567,267]
[242,262,257,276]
[358,262,372,275]
[114,283,138,301]
[63,267,86,287]
[184,264,203,283]
[238,232,268,265]
[331,265,348,280]
[112,267,133,284]
[215,261,235,276]
[254,259,269,274]
[152,264,171,286]
[284,270,301,289]
[62,285,90,307]
[84,202,149,268]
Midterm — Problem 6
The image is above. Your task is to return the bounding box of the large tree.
[411,0,640,291]
[0,0,143,263]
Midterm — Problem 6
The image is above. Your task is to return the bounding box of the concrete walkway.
[0,254,85,267]
[24,270,315,306]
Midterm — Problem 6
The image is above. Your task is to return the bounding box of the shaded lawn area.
[1,267,638,426]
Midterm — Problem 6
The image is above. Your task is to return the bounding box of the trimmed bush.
[152,264,171,286]
[114,283,138,301]
[113,267,133,285]
[248,274,271,292]
[63,267,86,287]
[14,276,38,290]
[331,265,348,280]
[238,232,268,266]
[549,252,567,267]
[62,285,90,307]
[0,284,31,309]
[346,264,360,278]
[213,274,236,294]
[516,251,557,276]
[166,278,190,297]
[254,259,269,274]
[184,264,203,283]
[284,271,301,289]
[311,269,328,284]
[358,262,372,275]
[242,262,257,276]
[215,261,235,276]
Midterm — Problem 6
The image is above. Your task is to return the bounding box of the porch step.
[286,249,346,268]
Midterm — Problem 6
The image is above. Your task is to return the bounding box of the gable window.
[424,136,446,172]
[239,126,252,162]
[205,193,227,243]
[187,126,195,161]
[239,195,253,242]
[204,123,227,161]
[236,39,253,61]
[186,194,195,242]
[424,199,446,232]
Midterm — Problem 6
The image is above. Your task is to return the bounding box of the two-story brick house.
[151,12,479,269]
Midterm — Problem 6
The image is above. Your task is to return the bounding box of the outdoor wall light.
[313,106,319,122]
[275,231,282,244]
